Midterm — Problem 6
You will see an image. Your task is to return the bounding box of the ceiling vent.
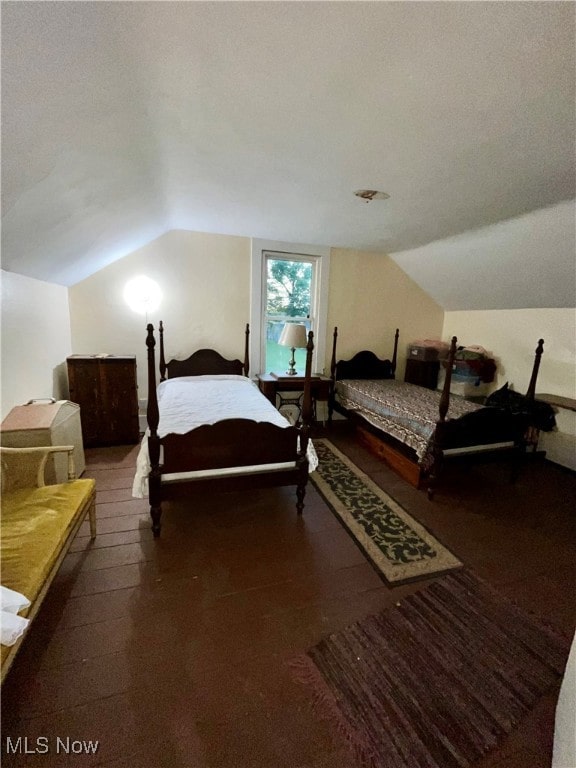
[354,190,390,202]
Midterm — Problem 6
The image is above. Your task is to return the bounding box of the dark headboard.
[330,327,399,381]
[166,350,244,379]
[159,322,250,380]
[335,350,395,381]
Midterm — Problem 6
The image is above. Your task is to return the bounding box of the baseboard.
[544,457,576,477]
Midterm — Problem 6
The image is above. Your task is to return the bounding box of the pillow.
[159,374,248,389]
[0,585,31,615]
[172,374,249,382]
[1,611,29,646]
[157,374,250,399]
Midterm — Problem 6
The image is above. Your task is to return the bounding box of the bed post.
[296,330,314,514]
[521,338,546,456]
[391,328,399,377]
[243,323,250,377]
[146,324,163,537]
[427,335,457,500]
[301,330,314,430]
[159,321,167,382]
[525,339,544,402]
[439,337,456,423]
[328,326,338,423]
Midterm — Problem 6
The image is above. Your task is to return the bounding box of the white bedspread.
[132,375,317,497]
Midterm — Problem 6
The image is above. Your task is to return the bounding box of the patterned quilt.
[336,379,481,465]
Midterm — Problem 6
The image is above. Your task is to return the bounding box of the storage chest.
[0,400,85,481]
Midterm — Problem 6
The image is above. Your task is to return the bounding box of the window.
[264,254,315,374]
[250,240,330,376]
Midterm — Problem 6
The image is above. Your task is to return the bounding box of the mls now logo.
[4,737,99,755]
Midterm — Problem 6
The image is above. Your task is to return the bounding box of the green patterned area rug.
[311,439,462,584]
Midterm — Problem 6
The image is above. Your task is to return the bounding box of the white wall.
[1,270,72,419]
[553,631,576,768]
[390,201,576,311]
[443,308,576,469]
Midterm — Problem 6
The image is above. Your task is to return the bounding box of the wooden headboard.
[158,322,250,380]
[165,350,244,379]
[330,327,399,381]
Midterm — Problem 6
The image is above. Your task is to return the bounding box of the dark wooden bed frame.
[328,327,546,498]
[145,322,314,536]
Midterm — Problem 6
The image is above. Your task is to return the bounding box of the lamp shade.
[278,323,308,349]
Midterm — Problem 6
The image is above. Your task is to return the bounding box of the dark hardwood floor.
[2,421,575,767]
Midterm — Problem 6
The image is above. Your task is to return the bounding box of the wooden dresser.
[67,355,139,447]
[404,359,440,390]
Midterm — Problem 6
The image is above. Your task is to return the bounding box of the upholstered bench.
[0,445,96,682]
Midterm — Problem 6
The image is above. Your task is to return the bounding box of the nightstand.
[258,374,331,423]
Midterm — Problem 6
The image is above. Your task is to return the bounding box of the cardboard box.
[408,345,440,361]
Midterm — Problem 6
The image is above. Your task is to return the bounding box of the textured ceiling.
[1,1,575,305]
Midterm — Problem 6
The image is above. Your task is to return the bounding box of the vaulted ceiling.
[1,1,575,307]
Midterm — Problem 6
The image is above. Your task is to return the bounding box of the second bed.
[329,327,552,496]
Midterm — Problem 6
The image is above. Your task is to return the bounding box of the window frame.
[250,239,330,376]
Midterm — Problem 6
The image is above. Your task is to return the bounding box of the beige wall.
[69,236,446,397]
[68,238,446,426]
[1,270,72,419]
[68,230,251,399]
[442,309,576,396]
[443,308,576,470]
[326,249,444,376]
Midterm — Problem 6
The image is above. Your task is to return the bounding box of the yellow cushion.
[0,479,95,610]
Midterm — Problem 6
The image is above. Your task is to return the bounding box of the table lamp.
[278,323,308,376]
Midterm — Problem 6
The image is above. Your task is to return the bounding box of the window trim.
[250,239,330,376]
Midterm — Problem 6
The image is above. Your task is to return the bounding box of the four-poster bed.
[133,322,316,536]
[328,327,551,497]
